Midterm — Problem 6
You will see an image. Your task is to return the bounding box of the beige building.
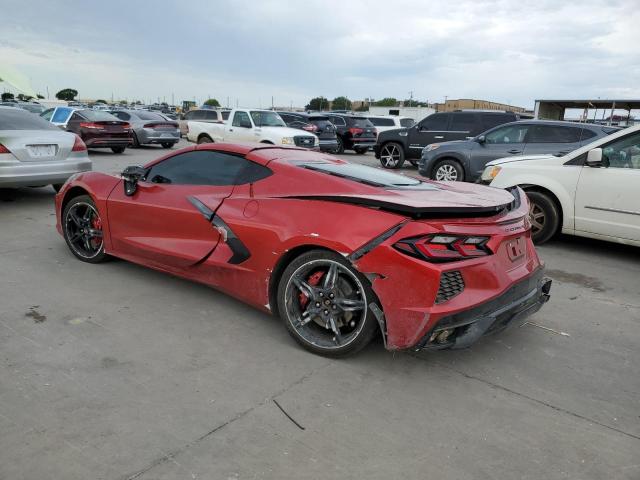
[434,98,526,113]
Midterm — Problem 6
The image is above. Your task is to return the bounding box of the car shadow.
[0,186,56,204]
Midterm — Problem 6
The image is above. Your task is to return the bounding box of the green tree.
[1,92,14,101]
[331,96,352,111]
[95,99,107,104]
[305,96,329,111]
[374,97,397,107]
[203,98,220,107]
[17,93,33,101]
[403,99,429,107]
[37,94,45,99]
[55,88,78,101]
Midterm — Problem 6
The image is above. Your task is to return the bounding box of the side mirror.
[476,135,486,144]
[122,165,147,196]
[586,148,604,168]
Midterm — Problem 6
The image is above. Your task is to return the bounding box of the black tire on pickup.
[197,135,213,144]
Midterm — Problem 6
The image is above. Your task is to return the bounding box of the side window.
[279,113,294,123]
[400,118,415,128]
[331,116,346,126]
[449,113,477,132]
[69,112,84,123]
[41,108,54,121]
[221,111,230,121]
[485,124,529,144]
[51,108,72,124]
[112,112,130,120]
[203,111,219,121]
[527,125,581,143]
[601,131,640,169]
[580,129,597,142]
[232,111,251,128]
[369,118,395,127]
[419,113,449,131]
[146,151,272,185]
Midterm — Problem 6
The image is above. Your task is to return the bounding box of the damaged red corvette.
[55,143,551,356]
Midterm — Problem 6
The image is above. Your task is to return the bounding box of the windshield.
[250,111,285,127]
[300,162,437,190]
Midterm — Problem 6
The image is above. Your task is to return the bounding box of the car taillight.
[79,122,101,129]
[393,234,491,262]
[302,124,318,132]
[122,123,131,130]
[144,123,175,129]
[349,127,364,136]
[72,134,87,152]
[0,144,10,154]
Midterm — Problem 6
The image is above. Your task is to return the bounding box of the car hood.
[486,154,555,166]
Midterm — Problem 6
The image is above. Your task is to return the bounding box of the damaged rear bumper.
[416,267,552,350]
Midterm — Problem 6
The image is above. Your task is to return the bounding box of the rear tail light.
[72,134,87,152]
[394,234,491,262]
[348,127,364,136]
[80,122,101,129]
[144,123,176,129]
[0,144,10,154]
[302,124,319,132]
[122,123,131,130]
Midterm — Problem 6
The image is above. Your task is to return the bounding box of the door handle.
[508,149,521,154]
[434,135,444,139]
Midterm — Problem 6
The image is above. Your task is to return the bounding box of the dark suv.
[277,111,339,152]
[419,120,619,182]
[324,113,377,154]
[374,110,520,168]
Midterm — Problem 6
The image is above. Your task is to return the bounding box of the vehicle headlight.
[481,165,502,182]
[282,137,294,145]
[314,137,319,146]
[425,143,440,152]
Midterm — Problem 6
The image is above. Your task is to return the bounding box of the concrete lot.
[1,139,639,480]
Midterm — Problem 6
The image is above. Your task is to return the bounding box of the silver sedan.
[0,106,91,191]
[108,109,180,149]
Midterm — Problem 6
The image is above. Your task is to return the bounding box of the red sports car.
[55,143,551,357]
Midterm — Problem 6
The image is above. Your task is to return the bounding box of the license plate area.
[504,236,526,268]
[27,144,57,158]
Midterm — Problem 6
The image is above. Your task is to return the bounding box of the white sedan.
[481,124,640,246]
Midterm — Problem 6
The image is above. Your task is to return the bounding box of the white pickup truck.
[186,109,319,149]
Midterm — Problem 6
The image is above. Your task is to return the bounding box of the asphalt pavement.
[1,139,638,479]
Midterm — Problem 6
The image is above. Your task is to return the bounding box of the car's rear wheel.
[197,135,213,144]
[379,142,405,169]
[354,147,368,154]
[432,159,464,181]
[131,132,140,148]
[277,250,379,357]
[111,146,125,154]
[526,191,559,244]
[62,195,109,263]
[161,142,174,149]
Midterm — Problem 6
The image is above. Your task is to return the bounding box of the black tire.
[526,191,560,244]
[354,147,368,155]
[161,142,174,149]
[379,142,405,169]
[62,194,109,264]
[111,146,126,154]
[408,159,419,167]
[334,137,344,154]
[131,132,140,148]
[197,135,213,144]
[277,250,379,357]
[431,159,464,182]
[52,184,64,193]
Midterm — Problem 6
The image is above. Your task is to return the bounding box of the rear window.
[400,118,415,128]
[0,107,59,130]
[79,110,121,122]
[221,111,230,120]
[300,162,437,190]
[580,129,597,141]
[527,125,582,143]
[203,111,219,121]
[308,115,329,121]
[136,111,165,121]
[481,113,517,131]
[368,117,395,127]
[349,117,374,128]
[602,126,621,135]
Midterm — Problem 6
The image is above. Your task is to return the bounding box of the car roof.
[509,119,620,130]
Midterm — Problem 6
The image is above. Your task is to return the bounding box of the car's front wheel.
[161,142,174,149]
[62,195,109,263]
[431,159,464,181]
[277,250,379,357]
[111,146,126,154]
[379,142,405,169]
[526,191,560,244]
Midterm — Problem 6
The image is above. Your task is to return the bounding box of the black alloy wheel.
[63,195,108,263]
[379,142,405,169]
[277,250,378,357]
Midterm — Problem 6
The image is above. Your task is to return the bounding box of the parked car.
[178,109,228,137]
[41,107,131,153]
[366,115,415,133]
[481,124,640,246]
[18,103,46,115]
[277,111,340,152]
[0,106,91,191]
[55,143,551,356]
[324,113,377,154]
[186,109,318,148]
[419,120,619,182]
[108,109,180,148]
[375,110,521,169]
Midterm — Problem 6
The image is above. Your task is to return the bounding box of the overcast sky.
[2,0,639,108]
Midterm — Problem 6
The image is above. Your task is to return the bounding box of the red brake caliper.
[298,270,324,308]
[90,216,102,247]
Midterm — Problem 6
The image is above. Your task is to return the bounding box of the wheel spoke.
[82,235,92,252]
[328,317,343,344]
[88,229,103,238]
[68,211,82,226]
[69,231,83,243]
[293,276,315,299]
[336,298,365,312]
[323,263,339,289]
